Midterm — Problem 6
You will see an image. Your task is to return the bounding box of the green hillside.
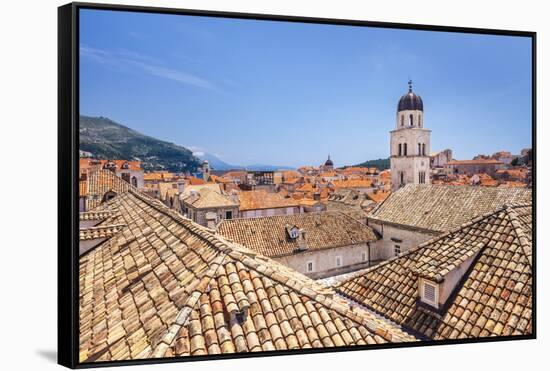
[353,157,390,170]
[79,115,201,173]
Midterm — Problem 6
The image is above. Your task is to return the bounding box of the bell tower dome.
[390,80,431,191]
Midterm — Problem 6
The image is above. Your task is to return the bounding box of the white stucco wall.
[275,243,371,279]
[367,220,439,262]
[240,206,302,218]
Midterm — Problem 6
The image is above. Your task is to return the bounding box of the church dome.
[397,80,423,112]
[324,155,333,167]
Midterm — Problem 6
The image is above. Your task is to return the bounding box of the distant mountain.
[194,152,241,171]
[353,157,390,170]
[194,151,294,172]
[246,164,295,171]
[79,115,201,173]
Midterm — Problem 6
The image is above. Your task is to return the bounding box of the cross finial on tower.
[408,79,413,92]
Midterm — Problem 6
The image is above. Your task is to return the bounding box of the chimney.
[177,180,185,194]
[229,190,239,204]
[297,229,308,251]
[205,211,217,229]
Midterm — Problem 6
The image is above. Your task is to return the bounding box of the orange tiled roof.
[379,170,391,180]
[298,197,327,207]
[447,159,502,165]
[79,190,416,362]
[283,177,302,184]
[143,171,176,181]
[238,190,299,211]
[296,183,316,192]
[209,174,232,183]
[480,179,499,187]
[331,179,373,189]
[218,211,377,258]
[80,158,142,171]
[473,173,493,180]
[221,171,247,179]
[366,190,390,203]
[281,170,301,179]
[187,176,206,185]
[337,204,532,339]
[496,169,528,180]
[499,181,528,188]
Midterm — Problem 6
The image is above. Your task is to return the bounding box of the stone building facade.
[390,81,431,191]
[366,184,532,262]
[444,159,504,177]
[180,187,239,228]
[217,212,377,279]
[430,149,453,168]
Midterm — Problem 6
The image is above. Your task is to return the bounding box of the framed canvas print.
[58,2,536,368]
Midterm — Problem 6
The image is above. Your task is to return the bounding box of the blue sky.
[80,9,532,168]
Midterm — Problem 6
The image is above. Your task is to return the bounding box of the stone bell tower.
[390,80,431,191]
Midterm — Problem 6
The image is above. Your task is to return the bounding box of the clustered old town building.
[77,82,533,362]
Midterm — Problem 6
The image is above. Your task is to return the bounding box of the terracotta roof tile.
[336,204,532,340]
[79,190,416,363]
[79,210,113,221]
[181,187,238,209]
[331,179,373,189]
[217,212,376,257]
[446,159,503,165]
[85,170,138,210]
[79,224,126,241]
[369,184,531,233]
[366,190,390,203]
[238,191,299,211]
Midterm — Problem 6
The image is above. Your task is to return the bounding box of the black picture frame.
[58,2,537,369]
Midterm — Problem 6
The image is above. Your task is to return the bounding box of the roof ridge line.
[411,203,516,251]
[79,223,127,231]
[128,189,236,252]
[337,204,523,287]
[366,186,394,216]
[219,239,412,342]
[219,210,335,223]
[504,205,533,267]
[126,190,413,343]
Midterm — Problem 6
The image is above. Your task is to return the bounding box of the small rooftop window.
[420,279,439,308]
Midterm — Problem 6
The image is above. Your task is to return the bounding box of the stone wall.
[445,163,503,177]
[390,126,431,191]
[240,206,301,219]
[275,242,371,279]
[367,219,439,262]
[189,206,240,227]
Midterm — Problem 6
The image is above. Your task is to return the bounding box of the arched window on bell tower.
[418,143,421,155]
[398,143,402,156]
[409,114,413,126]
[403,143,408,156]
[422,143,426,156]
[401,115,404,127]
